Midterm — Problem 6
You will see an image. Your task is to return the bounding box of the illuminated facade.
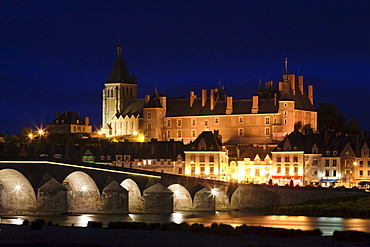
[183,131,229,181]
[229,145,274,183]
[101,45,317,145]
[47,111,92,134]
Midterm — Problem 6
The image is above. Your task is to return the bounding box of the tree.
[316,102,345,133]
[343,119,362,135]
[17,127,34,145]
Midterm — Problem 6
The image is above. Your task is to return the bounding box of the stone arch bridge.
[0,159,367,214]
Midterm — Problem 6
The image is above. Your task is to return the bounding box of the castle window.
[285,156,290,162]
[302,112,306,118]
[214,118,219,124]
[191,118,196,126]
[147,112,152,119]
[177,119,182,127]
[265,127,270,135]
[191,130,196,137]
[313,159,318,165]
[177,130,182,138]
[325,169,330,177]
[147,123,152,130]
[284,119,287,125]
[238,117,244,124]
[359,170,364,177]
[167,130,171,138]
[364,150,368,157]
[205,120,208,126]
[238,128,244,136]
[360,161,364,167]
[167,119,171,127]
[333,151,337,156]
[265,117,270,124]
[284,110,287,116]
[76,119,79,124]
[200,146,205,150]
[277,156,281,162]
[293,156,298,162]
[209,155,214,162]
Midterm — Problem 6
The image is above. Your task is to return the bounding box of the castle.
[101,43,317,145]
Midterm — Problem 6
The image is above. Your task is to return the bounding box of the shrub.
[30,221,42,230]
[87,221,103,228]
[35,219,46,226]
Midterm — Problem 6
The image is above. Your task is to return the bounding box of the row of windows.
[105,87,134,98]
[163,117,274,127]
[311,169,337,177]
[358,170,370,177]
[190,155,215,162]
[276,156,299,162]
[359,160,370,167]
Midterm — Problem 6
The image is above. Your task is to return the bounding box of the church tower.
[102,43,137,129]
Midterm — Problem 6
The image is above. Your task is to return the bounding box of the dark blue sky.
[1,0,370,135]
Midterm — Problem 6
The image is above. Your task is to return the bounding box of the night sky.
[1,0,370,135]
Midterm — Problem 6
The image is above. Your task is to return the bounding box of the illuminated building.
[101,44,317,145]
[183,131,228,181]
[46,111,92,134]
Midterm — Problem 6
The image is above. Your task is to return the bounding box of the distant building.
[47,111,92,134]
[101,44,317,145]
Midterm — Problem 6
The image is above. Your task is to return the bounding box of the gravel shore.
[1,224,370,247]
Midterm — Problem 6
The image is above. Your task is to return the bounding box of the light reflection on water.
[2,211,370,236]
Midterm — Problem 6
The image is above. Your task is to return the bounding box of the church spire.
[284,58,289,75]
[106,42,136,84]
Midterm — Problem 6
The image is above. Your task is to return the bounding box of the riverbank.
[1,224,370,247]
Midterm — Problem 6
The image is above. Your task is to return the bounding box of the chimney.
[298,76,304,94]
[288,74,295,94]
[226,96,233,114]
[252,96,259,114]
[145,95,150,104]
[308,85,314,105]
[190,91,195,107]
[278,81,283,91]
[201,89,207,107]
[57,111,61,118]
[274,93,277,105]
[159,94,166,114]
[84,116,89,126]
[210,89,215,110]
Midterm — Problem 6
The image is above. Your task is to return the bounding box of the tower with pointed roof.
[102,43,137,131]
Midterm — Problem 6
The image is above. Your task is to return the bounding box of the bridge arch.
[167,184,192,210]
[121,178,142,212]
[0,168,37,213]
[63,171,100,213]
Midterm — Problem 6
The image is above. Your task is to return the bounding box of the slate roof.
[48,112,86,125]
[106,43,137,84]
[118,99,145,118]
[185,131,223,151]
[238,146,274,161]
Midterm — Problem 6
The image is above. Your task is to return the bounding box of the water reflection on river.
[2,211,370,236]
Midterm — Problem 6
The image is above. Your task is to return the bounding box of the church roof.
[106,43,137,84]
[118,99,145,118]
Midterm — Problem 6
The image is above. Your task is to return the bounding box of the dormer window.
[326,151,330,156]
[76,119,80,124]
[333,151,337,156]
[199,146,205,150]
[364,150,368,157]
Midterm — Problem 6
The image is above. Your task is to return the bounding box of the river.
[2,211,370,236]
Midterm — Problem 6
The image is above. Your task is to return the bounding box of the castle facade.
[102,44,317,145]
